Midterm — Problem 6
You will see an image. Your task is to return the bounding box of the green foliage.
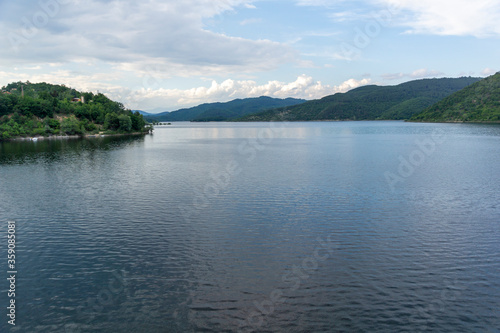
[104,112,119,130]
[1,131,11,140]
[0,94,17,116]
[84,121,97,132]
[411,73,500,122]
[379,97,436,120]
[131,111,146,131]
[0,81,149,140]
[0,114,42,138]
[118,115,132,132]
[61,116,83,135]
[237,77,482,121]
[44,117,60,130]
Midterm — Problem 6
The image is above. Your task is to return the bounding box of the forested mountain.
[133,110,153,116]
[144,96,306,122]
[0,81,149,140]
[410,73,500,122]
[237,77,481,121]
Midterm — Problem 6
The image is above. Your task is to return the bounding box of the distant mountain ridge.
[143,96,306,122]
[236,77,481,121]
[133,110,153,116]
[410,73,500,123]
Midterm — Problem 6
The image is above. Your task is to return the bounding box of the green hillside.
[237,77,481,121]
[0,81,150,140]
[410,73,500,122]
[144,96,306,122]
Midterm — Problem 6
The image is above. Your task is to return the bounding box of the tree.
[0,94,18,116]
[61,116,82,135]
[118,114,132,132]
[131,111,146,131]
[104,112,119,130]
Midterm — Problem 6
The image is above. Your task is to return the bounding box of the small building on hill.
[71,96,85,103]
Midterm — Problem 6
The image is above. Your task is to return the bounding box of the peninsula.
[0,82,151,141]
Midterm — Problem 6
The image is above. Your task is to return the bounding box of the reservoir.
[0,121,499,332]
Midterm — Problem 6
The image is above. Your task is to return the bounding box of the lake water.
[0,121,499,333]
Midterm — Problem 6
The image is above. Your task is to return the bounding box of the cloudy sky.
[0,0,498,112]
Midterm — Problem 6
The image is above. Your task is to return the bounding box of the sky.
[0,0,498,113]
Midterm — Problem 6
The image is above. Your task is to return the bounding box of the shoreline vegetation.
[0,81,152,142]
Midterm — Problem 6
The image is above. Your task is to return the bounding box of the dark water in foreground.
[0,121,499,332]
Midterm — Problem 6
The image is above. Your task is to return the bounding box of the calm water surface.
[0,121,499,332]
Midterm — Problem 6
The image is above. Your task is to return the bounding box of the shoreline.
[406,120,500,124]
[233,119,500,124]
[8,131,151,142]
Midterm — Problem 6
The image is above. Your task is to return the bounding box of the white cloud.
[328,11,367,22]
[381,73,404,80]
[240,18,262,26]
[382,68,444,80]
[0,67,369,111]
[24,66,42,70]
[297,0,500,37]
[295,0,338,7]
[481,68,498,76]
[377,0,500,37]
[0,69,125,93]
[0,0,294,75]
[119,75,371,111]
[409,68,444,78]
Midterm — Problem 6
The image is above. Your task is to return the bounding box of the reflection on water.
[0,122,498,333]
[0,135,146,165]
